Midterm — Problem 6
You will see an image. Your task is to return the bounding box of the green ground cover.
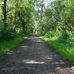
[0,35,27,56]
[42,36,74,64]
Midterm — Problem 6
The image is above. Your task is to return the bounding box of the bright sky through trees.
[35,0,53,11]
[0,0,74,64]
[44,0,53,7]
[44,0,53,3]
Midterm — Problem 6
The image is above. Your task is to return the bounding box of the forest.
[0,0,74,64]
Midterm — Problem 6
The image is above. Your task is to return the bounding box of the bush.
[58,32,69,44]
[0,29,16,40]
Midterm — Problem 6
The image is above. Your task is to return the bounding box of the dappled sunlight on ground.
[22,59,45,64]
[7,51,14,55]
[56,66,74,74]
[0,36,72,74]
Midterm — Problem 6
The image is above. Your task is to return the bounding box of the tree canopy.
[0,0,74,45]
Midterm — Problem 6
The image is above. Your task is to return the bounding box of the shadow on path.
[0,36,72,74]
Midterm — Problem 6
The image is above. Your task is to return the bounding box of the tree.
[3,0,7,31]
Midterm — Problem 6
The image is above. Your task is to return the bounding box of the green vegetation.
[42,36,74,64]
[0,0,34,55]
[34,0,74,64]
[0,0,34,40]
[0,0,74,64]
[0,35,27,56]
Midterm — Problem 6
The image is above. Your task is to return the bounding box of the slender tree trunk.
[3,0,7,30]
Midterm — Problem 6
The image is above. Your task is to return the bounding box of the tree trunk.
[3,0,7,30]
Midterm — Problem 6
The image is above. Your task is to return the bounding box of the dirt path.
[0,36,71,74]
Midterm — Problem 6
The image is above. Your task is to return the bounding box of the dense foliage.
[35,0,74,46]
[0,0,74,41]
[0,0,74,63]
[34,0,74,63]
[0,0,34,40]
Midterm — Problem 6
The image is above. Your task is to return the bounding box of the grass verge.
[0,35,28,56]
[42,36,74,64]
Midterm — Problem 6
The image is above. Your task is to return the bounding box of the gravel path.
[0,36,71,74]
